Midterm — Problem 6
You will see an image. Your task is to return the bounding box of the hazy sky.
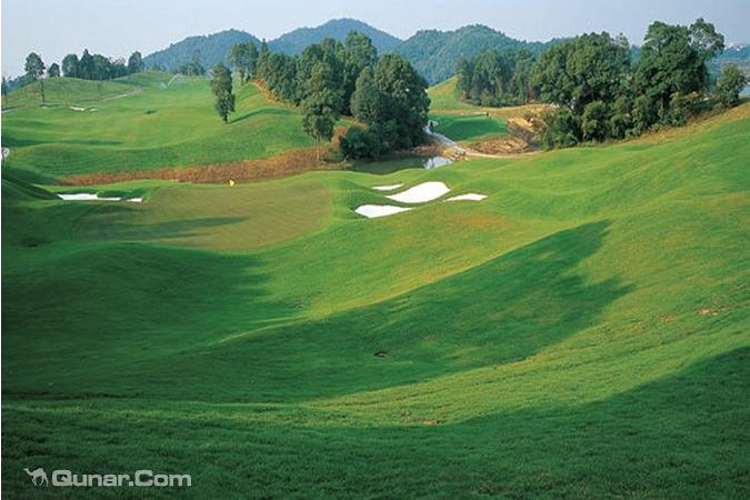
[2,0,749,77]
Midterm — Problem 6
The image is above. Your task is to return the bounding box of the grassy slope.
[1,73,316,178]
[428,76,546,145]
[427,77,508,145]
[2,103,749,498]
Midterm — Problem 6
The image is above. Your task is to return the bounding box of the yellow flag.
[229,179,236,187]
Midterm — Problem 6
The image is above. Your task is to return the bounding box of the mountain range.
[143,18,750,85]
[142,19,551,83]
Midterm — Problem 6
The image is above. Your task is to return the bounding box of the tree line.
[457,18,746,148]
[211,32,430,159]
[456,48,537,106]
[5,50,145,104]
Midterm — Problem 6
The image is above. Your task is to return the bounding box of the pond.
[349,155,453,175]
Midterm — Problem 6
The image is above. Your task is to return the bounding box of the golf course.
[2,63,749,498]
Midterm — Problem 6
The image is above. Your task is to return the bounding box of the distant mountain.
[269,18,402,55]
[143,29,261,72]
[395,25,550,84]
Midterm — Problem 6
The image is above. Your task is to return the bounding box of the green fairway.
[428,76,478,112]
[53,179,332,251]
[1,73,316,178]
[430,112,509,142]
[2,88,749,500]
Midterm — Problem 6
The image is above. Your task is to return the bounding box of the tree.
[532,32,630,115]
[302,63,340,159]
[79,49,94,80]
[715,65,745,108]
[127,51,144,74]
[24,52,46,103]
[372,54,430,149]
[350,67,385,124]
[62,54,79,77]
[635,19,724,122]
[210,63,235,123]
[581,101,609,141]
[228,43,258,82]
[47,63,61,78]
[257,39,270,78]
[1,76,8,106]
[92,54,111,80]
[24,52,45,81]
[341,31,377,113]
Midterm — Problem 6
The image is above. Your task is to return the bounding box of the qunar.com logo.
[24,467,191,487]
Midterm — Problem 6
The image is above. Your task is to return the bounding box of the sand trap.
[386,181,450,204]
[446,193,487,202]
[355,205,413,218]
[59,193,121,201]
[70,106,86,112]
[372,183,404,191]
[58,193,142,203]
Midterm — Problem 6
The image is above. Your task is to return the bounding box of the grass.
[430,112,509,142]
[1,72,316,178]
[52,178,332,251]
[427,76,548,146]
[428,76,478,112]
[2,93,749,498]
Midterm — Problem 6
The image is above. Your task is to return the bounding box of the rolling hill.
[395,24,550,84]
[269,18,402,54]
[1,72,316,180]
[142,29,261,72]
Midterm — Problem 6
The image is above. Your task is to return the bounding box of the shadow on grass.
[5,333,744,499]
[125,220,634,402]
[2,238,296,398]
[66,203,248,243]
[231,107,293,125]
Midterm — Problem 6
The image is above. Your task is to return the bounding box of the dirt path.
[425,120,536,160]
[102,88,143,101]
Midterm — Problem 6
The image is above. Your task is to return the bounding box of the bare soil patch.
[61,147,343,186]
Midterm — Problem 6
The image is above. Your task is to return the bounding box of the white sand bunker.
[355,205,413,218]
[386,181,450,204]
[446,193,487,202]
[372,183,404,191]
[58,193,142,203]
[70,106,86,112]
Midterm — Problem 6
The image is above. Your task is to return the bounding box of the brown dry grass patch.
[60,147,345,186]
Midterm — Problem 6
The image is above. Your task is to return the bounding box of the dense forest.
[453,19,746,149]
[215,32,430,159]
[531,19,745,148]
[456,49,537,106]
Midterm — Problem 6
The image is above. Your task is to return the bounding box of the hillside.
[269,18,402,54]
[711,43,750,76]
[1,73,316,179]
[396,24,549,84]
[3,82,749,497]
[142,29,261,72]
